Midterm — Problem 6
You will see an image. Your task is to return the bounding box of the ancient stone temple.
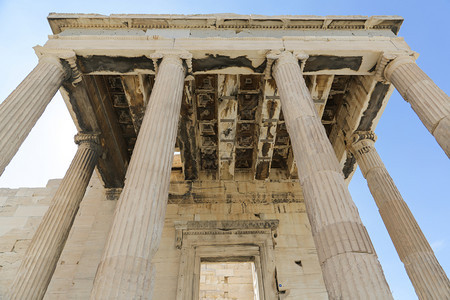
[0,13,449,300]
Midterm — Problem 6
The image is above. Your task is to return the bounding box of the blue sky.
[0,0,448,299]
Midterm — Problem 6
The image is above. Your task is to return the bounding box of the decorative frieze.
[175,220,279,249]
[184,219,279,230]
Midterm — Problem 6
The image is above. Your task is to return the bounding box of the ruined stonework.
[199,262,258,300]
[0,13,449,300]
[0,180,60,296]
[1,175,328,299]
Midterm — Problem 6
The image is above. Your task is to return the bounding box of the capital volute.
[74,132,102,153]
[148,50,193,79]
[266,49,282,60]
[265,50,309,79]
[59,52,82,86]
[264,50,280,79]
[34,46,82,86]
[347,131,377,154]
[374,53,397,83]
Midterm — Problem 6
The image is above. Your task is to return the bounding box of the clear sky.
[0,0,449,299]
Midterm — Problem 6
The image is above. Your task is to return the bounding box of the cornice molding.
[47,14,404,35]
[174,219,279,249]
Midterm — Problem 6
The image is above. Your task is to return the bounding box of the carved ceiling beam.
[138,74,152,106]
[177,80,199,180]
[60,81,99,134]
[286,147,298,179]
[310,75,335,118]
[329,75,377,168]
[30,47,128,187]
[343,82,394,182]
[82,75,129,187]
[104,76,137,156]
[120,75,149,136]
[327,74,393,182]
[217,75,238,180]
[234,75,260,179]
[60,78,129,188]
[196,75,219,180]
[254,79,281,180]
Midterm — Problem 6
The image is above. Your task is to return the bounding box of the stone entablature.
[34,14,417,188]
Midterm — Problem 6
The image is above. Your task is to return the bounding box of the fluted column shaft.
[349,131,450,300]
[270,51,392,299]
[7,133,101,300]
[0,55,68,176]
[90,53,187,299]
[385,56,450,157]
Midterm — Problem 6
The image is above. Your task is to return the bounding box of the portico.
[1,14,448,300]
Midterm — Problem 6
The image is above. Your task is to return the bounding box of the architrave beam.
[120,75,148,135]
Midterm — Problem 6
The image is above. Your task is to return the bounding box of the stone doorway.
[175,220,278,300]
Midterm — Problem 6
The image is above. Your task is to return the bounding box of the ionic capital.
[384,54,417,81]
[34,46,82,86]
[374,53,397,82]
[265,50,309,79]
[148,50,193,78]
[347,131,377,155]
[59,52,82,86]
[74,132,101,153]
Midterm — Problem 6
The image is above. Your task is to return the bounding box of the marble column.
[7,133,101,300]
[90,51,189,299]
[384,55,450,158]
[0,54,70,176]
[269,51,392,299]
[348,131,450,300]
